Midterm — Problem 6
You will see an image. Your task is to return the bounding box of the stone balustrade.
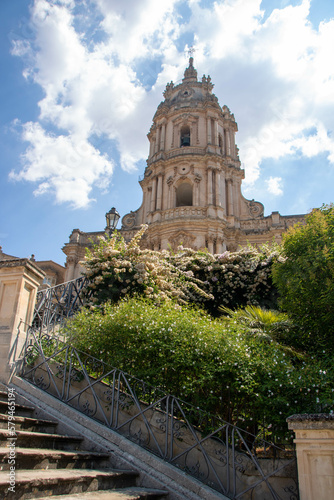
[161,206,207,221]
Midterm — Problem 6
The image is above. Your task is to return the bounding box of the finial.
[187,46,195,58]
[183,46,198,82]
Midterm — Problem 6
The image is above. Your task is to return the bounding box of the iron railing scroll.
[19,327,299,500]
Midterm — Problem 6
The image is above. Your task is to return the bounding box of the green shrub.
[272,204,334,353]
[65,297,334,440]
[219,305,296,347]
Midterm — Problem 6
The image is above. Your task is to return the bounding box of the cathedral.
[62,58,304,282]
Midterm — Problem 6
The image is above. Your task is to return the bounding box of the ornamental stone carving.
[169,231,196,252]
[122,211,137,229]
[247,200,264,217]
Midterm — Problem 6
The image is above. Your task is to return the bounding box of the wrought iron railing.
[18,326,299,500]
[32,276,89,335]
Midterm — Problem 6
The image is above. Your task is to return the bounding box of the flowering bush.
[83,226,213,306]
[167,244,280,314]
[82,226,279,314]
[66,297,334,440]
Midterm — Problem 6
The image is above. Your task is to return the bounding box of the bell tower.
[121,57,264,253]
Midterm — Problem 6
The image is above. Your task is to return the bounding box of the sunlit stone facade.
[63,58,304,281]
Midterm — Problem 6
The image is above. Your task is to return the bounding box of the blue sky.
[1,0,334,266]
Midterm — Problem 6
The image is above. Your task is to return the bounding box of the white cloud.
[94,0,180,62]
[265,176,283,196]
[10,122,114,209]
[188,0,264,60]
[291,122,334,163]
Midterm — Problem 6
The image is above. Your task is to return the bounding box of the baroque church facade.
[63,58,304,282]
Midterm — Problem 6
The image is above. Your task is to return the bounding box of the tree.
[272,204,334,352]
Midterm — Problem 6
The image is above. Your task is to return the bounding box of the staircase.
[0,390,169,500]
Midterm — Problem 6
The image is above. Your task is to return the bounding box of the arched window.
[180,125,190,147]
[176,183,193,207]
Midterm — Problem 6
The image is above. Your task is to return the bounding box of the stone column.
[207,118,212,144]
[207,238,214,254]
[216,238,223,254]
[207,168,213,205]
[287,414,334,500]
[145,187,151,218]
[166,179,173,209]
[227,179,234,215]
[220,170,226,213]
[214,120,219,146]
[230,129,235,158]
[156,175,163,211]
[0,259,44,383]
[151,177,157,212]
[160,123,166,151]
[216,169,221,207]
[149,138,154,157]
[233,180,240,217]
[194,177,201,206]
[154,127,160,153]
[65,255,78,281]
[226,129,231,156]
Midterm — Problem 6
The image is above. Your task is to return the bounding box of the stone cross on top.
[187,46,195,58]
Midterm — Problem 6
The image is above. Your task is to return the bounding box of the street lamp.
[105,207,120,237]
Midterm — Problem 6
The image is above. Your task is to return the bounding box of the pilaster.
[287,414,334,500]
[0,259,44,383]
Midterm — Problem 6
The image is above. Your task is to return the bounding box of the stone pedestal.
[0,259,44,383]
[287,414,334,500]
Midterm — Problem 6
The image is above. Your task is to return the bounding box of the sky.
[1,0,334,266]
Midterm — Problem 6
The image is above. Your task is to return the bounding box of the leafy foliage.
[219,305,297,348]
[65,297,334,441]
[272,204,334,353]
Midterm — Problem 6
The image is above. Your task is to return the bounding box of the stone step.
[0,390,11,401]
[0,429,83,450]
[0,468,139,499]
[36,486,169,499]
[0,447,111,470]
[0,413,58,433]
[0,400,35,417]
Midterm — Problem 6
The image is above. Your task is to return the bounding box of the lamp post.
[105,207,120,237]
